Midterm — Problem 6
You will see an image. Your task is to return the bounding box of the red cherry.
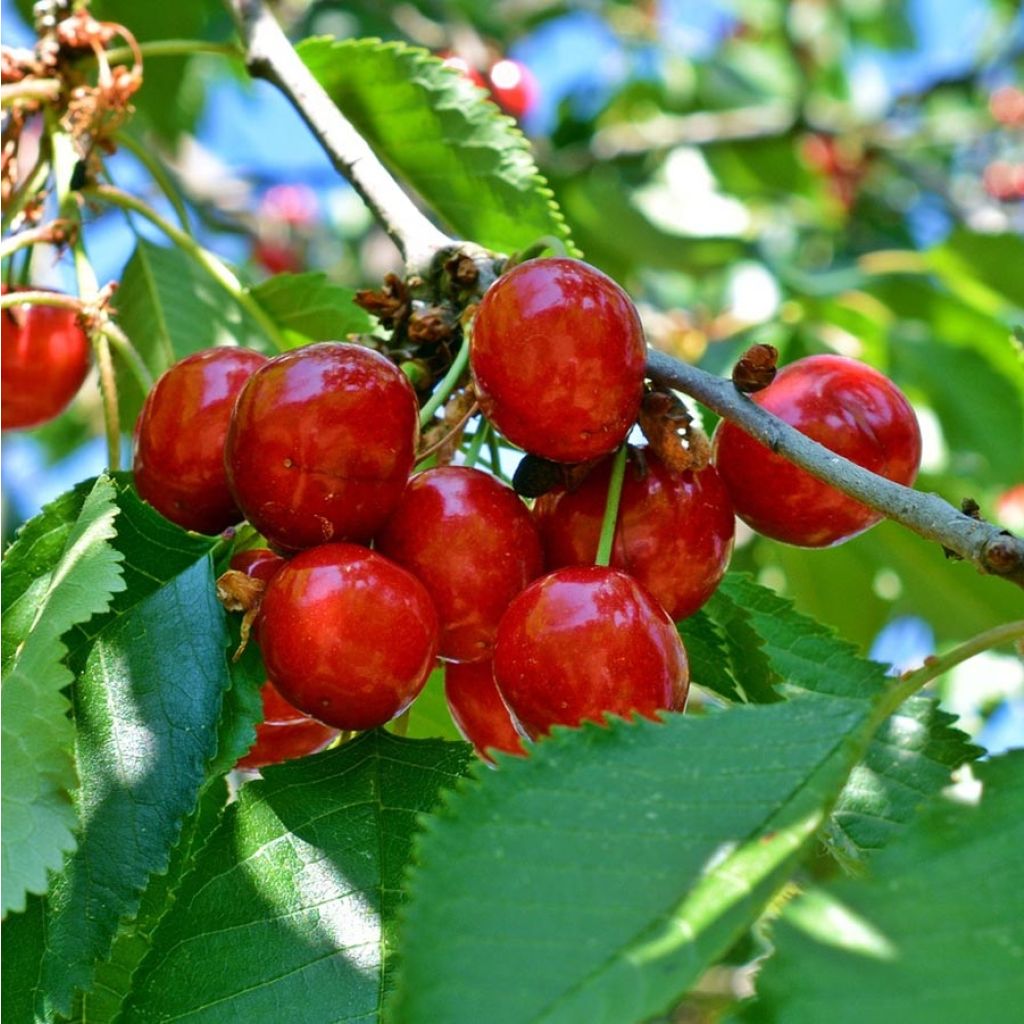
[225,342,419,552]
[712,354,921,547]
[471,258,646,463]
[440,52,487,90]
[487,59,538,120]
[493,566,689,738]
[258,543,439,731]
[133,347,269,534]
[236,682,339,770]
[444,659,526,762]
[252,239,304,275]
[375,466,544,662]
[534,448,734,620]
[2,287,90,430]
[229,547,286,583]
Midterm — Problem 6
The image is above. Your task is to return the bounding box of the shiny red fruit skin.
[471,258,646,463]
[444,660,526,762]
[258,543,439,731]
[711,354,922,547]
[133,347,268,534]
[229,547,285,583]
[375,466,544,662]
[493,566,689,738]
[2,287,90,430]
[487,59,538,120]
[534,449,734,620]
[236,682,339,770]
[225,342,419,552]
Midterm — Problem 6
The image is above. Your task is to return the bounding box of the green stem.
[115,132,192,235]
[486,430,508,482]
[102,39,243,66]
[102,321,155,393]
[873,619,1024,728]
[50,124,122,471]
[1,144,51,234]
[0,290,84,312]
[84,184,288,352]
[462,420,490,469]
[418,335,470,428]
[594,445,628,567]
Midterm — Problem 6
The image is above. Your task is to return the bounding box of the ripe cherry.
[1,287,90,430]
[225,342,419,552]
[375,466,544,662]
[493,566,689,738]
[229,547,285,584]
[712,354,922,547]
[487,59,538,120]
[440,52,487,90]
[534,448,734,620]
[471,258,646,464]
[444,660,526,762]
[258,543,439,731]
[235,682,339,770]
[133,347,268,534]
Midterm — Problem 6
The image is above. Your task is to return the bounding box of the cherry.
[229,547,285,584]
[487,59,538,120]
[444,659,526,762]
[133,347,269,534]
[1,287,90,430]
[711,354,922,547]
[225,342,419,552]
[258,543,439,731]
[440,52,487,90]
[375,466,544,663]
[471,258,646,464]
[252,239,304,275]
[493,566,689,738]
[235,682,339,770]
[534,448,734,620]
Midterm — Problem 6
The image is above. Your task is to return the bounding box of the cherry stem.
[115,132,193,236]
[0,222,72,261]
[101,321,155,393]
[418,336,471,428]
[223,0,453,275]
[872,619,1024,729]
[0,79,61,107]
[595,444,628,568]
[101,39,244,66]
[1,144,51,235]
[0,290,83,313]
[84,184,288,352]
[486,430,508,482]
[462,420,490,469]
[50,121,122,472]
[645,348,1024,589]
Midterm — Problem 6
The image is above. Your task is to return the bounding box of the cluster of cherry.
[2,257,922,766]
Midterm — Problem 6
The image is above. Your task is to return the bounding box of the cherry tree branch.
[222,0,453,274]
[646,348,1024,589]
[221,0,1023,590]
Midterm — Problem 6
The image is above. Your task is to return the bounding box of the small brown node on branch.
[960,497,983,520]
[444,251,480,290]
[732,343,778,394]
[354,272,410,329]
[215,569,268,662]
[638,387,711,473]
[407,303,456,346]
[982,533,1024,576]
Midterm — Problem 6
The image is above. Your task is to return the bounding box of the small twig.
[645,348,1024,589]
[223,0,453,274]
[0,220,74,260]
[1,78,62,108]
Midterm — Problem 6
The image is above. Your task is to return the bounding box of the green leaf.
[34,558,233,1017]
[393,696,869,1024]
[77,778,230,1024]
[1,476,125,916]
[713,575,977,868]
[123,732,471,1023]
[741,752,1024,1023]
[928,228,1024,312]
[114,240,274,428]
[299,38,577,256]
[250,272,374,345]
